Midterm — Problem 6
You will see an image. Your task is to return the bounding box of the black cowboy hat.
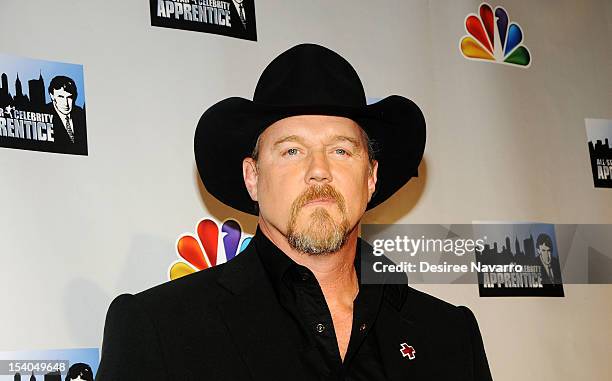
[194,43,426,215]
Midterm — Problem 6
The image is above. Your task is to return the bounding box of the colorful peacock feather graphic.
[169,218,252,280]
[460,3,531,67]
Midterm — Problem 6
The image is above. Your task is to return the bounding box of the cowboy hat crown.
[195,43,426,215]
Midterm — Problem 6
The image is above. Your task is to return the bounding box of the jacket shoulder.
[131,262,233,321]
[405,286,459,314]
[131,242,258,313]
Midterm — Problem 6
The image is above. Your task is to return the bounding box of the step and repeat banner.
[1,1,611,380]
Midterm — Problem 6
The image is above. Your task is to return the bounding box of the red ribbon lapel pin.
[400,343,416,360]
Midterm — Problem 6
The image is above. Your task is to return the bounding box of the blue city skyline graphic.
[0,53,85,108]
[475,223,558,259]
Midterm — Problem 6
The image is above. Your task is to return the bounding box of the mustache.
[291,184,347,214]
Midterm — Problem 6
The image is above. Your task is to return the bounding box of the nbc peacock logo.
[169,218,252,280]
[460,3,531,67]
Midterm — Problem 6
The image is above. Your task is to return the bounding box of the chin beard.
[286,184,351,255]
[287,207,350,256]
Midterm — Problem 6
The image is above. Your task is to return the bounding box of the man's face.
[538,243,552,266]
[50,87,74,116]
[243,115,378,255]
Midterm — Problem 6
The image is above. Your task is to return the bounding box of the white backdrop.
[1,1,611,380]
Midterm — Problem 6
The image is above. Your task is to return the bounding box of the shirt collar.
[255,225,368,286]
[253,226,294,289]
[254,226,394,307]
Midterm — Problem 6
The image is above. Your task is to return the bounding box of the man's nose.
[305,150,332,184]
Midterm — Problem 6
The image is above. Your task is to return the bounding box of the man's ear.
[243,157,258,201]
[367,160,378,202]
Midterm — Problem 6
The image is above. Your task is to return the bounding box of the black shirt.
[254,227,389,380]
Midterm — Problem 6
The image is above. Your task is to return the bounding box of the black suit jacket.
[226,0,257,40]
[96,239,493,380]
[537,257,561,285]
[536,256,564,296]
[46,103,88,155]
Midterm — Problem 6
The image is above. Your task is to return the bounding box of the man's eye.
[335,148,348,155]
[287,148,299,155]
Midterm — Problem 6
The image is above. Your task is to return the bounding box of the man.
[96,44,492,380]
[46,75,87,155]
[535,233,561,286]
[536,234,555,284]
[65,363,94,381]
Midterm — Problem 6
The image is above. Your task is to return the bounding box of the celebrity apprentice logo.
[150,0,257,41]
[460,3,531,67]
[156,0,233,27]
[169,218,252,280]
[0,54,88,155]
[0,105,54,142]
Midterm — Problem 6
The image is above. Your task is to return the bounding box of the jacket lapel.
[376,286,432,381]
[215,245,311,381]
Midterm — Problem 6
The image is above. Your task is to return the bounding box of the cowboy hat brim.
[194,95,426,215]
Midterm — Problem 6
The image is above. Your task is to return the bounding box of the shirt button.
[301,272,310,281]
[359,323,367,332]
[315,323,325,333]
